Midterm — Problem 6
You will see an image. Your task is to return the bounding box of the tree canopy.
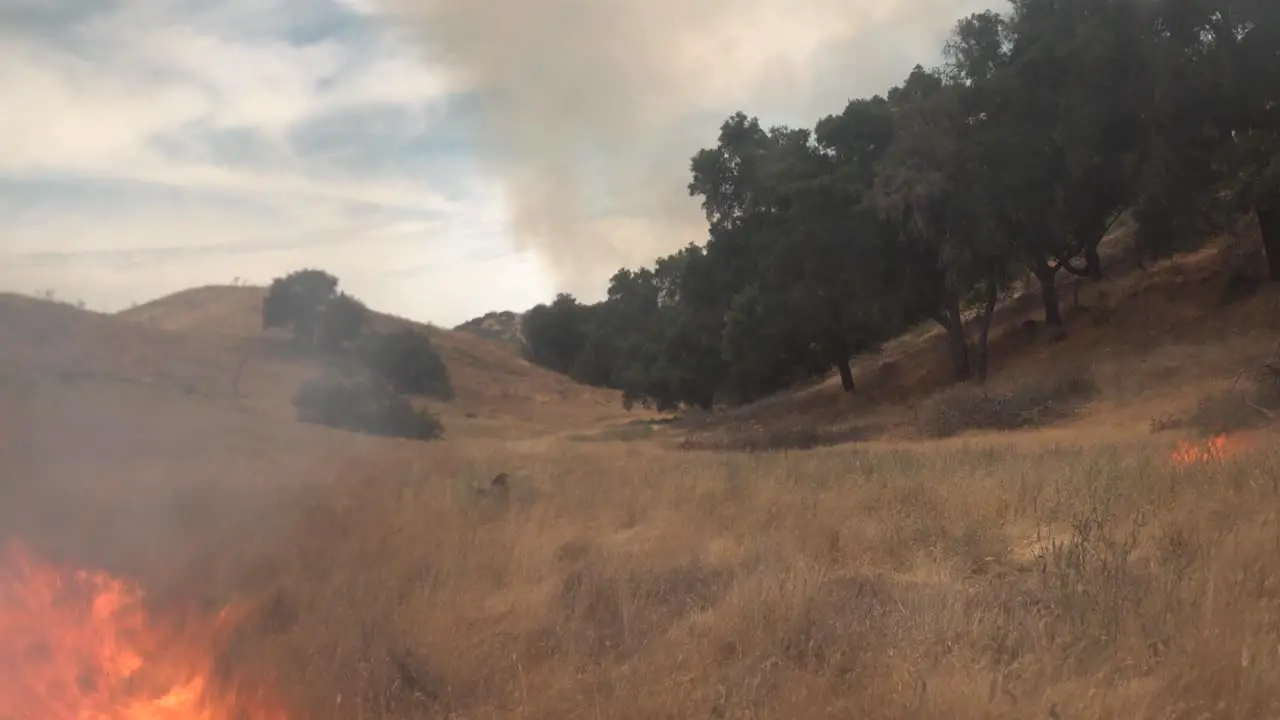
[262,269,368,350]
[521,0,1280,411]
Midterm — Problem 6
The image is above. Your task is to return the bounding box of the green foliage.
[317,293,369,350]
[361,329,454,401]
[522,294,595,377]
[511,0,1279,413]
[293,377,444,441]
[263,269,368,349]
[719,285,813,403]
[1131,0,1280,271]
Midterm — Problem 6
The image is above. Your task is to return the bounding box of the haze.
[0,0,990,326]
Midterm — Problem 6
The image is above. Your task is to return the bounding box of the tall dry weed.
[192,436,1280,719]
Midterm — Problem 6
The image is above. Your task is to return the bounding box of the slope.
[120,285,636,435]
[674,224,1280,449]
[0,292,257,402]
[453,309,525,349]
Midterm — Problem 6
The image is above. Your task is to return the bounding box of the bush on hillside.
[315,293,369,350]
[919,368,1099,438]
[1182,363,1280,435]
[292,377,443,441]
[360,329,454,401]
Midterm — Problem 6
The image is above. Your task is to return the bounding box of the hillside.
[0,292,259,402]
[119,285,634,435]
[664,226,1280,449]
[453,309,525,349]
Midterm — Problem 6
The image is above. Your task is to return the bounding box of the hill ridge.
[453,309,525,350]
[110,285,641,434]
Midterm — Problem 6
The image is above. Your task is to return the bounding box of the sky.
[0,0,994,327]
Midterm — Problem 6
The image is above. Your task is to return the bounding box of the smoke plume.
[371,0,988,298]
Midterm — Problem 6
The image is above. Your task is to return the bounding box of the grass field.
[195,436,1280,718]
[2,230,1279,717]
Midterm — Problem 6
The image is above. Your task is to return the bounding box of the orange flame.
[0,541,287,719]
[1170,434,1233,466]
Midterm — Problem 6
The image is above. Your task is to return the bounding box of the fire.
[0,541,286,719]
[1170,434,1234,466]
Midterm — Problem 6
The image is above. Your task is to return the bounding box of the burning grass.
[1170,433,1235,464]
[0,541,286,719]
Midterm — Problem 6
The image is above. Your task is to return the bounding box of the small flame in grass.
[0,540,288,719]
[1170,434,1233,466]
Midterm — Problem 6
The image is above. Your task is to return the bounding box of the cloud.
[368,0,997,296]
[0,1,465,205]
[0,0,555,325]
[0,176,548,326]
[0,0,999,327]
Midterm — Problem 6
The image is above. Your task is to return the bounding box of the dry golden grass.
[2,232,1280,718]
[118,285,640,435]
[717,227,1280,438]
[226,436,1274,719]
[10,395,1279,718]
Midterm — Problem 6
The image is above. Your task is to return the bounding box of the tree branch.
[1058,258,1092,277]
[1101,206,1127,238]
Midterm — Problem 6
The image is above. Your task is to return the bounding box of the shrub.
[920,368,1099,438]
[360,330,454,401]
[1183,364,1280,435]
[314,293,369,350]
[292,377,443,441]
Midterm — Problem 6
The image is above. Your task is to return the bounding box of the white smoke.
[370,0,994,298]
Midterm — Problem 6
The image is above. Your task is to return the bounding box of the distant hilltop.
[453,310,525,350]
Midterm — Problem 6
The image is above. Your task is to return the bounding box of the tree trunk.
[834,358,856,394]
[975,284,1000,383]
[937,293,971,382]
[945,320,971,382]
[1084,242,1103,281]
[1258,201,1280,282]
[1034,264,1064,326]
